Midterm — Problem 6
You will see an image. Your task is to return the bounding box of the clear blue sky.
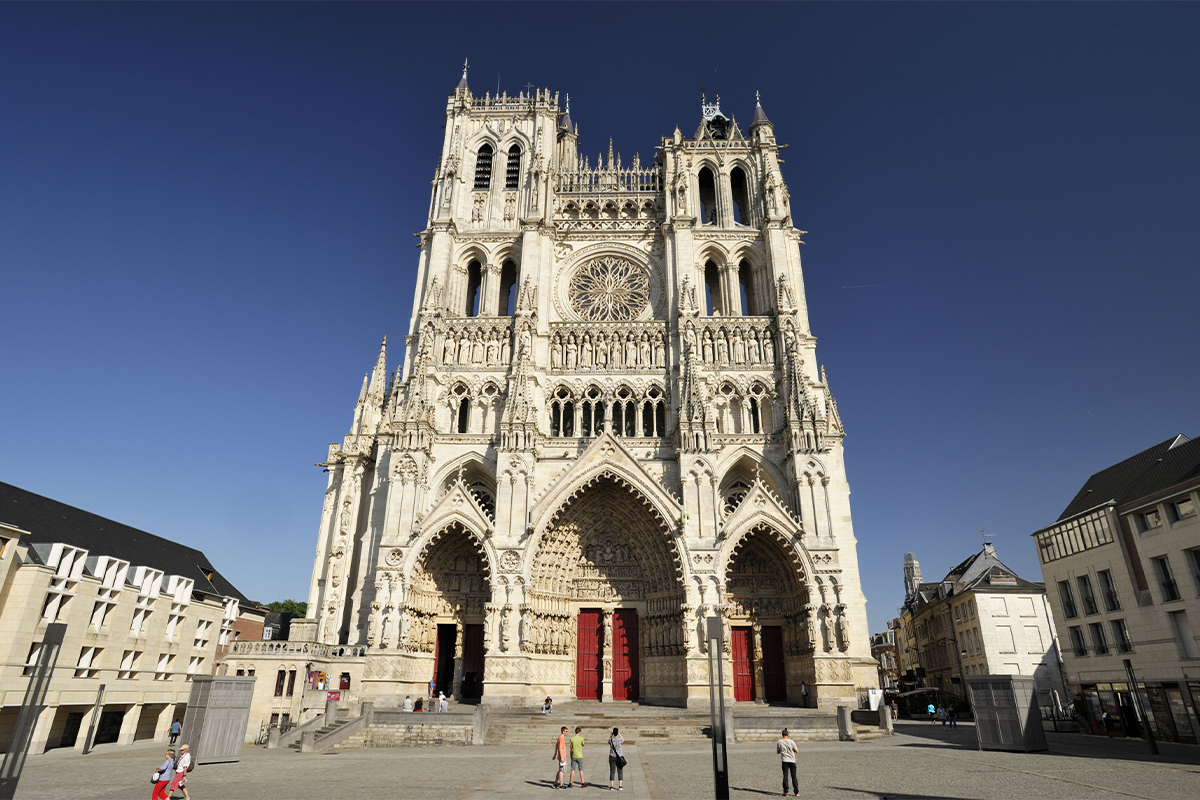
[2,3,1197,632]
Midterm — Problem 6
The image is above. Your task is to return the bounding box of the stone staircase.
[287,716,356,750]
[487,704,712,746]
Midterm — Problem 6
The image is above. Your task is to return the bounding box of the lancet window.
[738,260,757,316]
[581,386,605,437]
[549,387,575,437]
[465,260,482,317]
[498,259,518,316]
[504,145,521,189]
[730,166,751,226]
[704,260,723,316]
[474,144,494,189]
[698,167,717,226]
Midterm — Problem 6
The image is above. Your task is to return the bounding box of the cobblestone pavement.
[12,721,1200,799]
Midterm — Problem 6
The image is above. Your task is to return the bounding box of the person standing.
[607,727,625,791]
[552,726,569,789]
[949,707,958,730]
[152,748,175,800]
[568,726,586,788]
[169,743,191,800]
[439,692,449,713]
[169,719,181,746]
[776,728,799,797]
[800,683,808,708]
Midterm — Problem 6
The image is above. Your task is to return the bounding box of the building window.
[730,167,751,226]
[286,669,297,697]
[1110,619,1132,653]
[703,260,723,316]
[499,259,518,315]
[1057,581,1078,619]
[504,145,521,190]
[474,144,493,190]
[74,646,102,679]
[119,650,141,680]
[340,672,351,690]
[737,261,756,316]
[23,642,43,677]
[1088,622,1109,655]
[698,167,717,225]
[194,620,212,649]
[274,669,286,697]
[1168,611,1200,659]
[1140,508,1163,531]
[1171,496,1197,522]
[1068,626,1088,657]
[42,546,85,623]
[1153,556,1181,602]
[155,653,174,681]
[1035,508,1117,563]
[1097,569,1120,612]
[464,260,482,317]
[1077,575,1099,615]
[186,656,203,680]
[1179,547,1200,599]
[457,397,471,434]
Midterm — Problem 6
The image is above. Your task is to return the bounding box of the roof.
[941,546,1042,592]
[1059,434,1200,520]
[0,481,251,603]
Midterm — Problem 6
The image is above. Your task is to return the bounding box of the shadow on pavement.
[826,790,980,800]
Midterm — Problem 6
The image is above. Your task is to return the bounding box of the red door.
[732,626,756,702]
[576,609,603,700]
[461,624,484,699]
[760,626,786,702]
[612,609,639,701]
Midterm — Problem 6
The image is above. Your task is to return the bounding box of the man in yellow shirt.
[568,726,586,788]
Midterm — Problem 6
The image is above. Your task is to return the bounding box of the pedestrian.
[776,728,799,797]
[439,692,449,713]
[403,695,413,712]
[949,707,958,730]
[413,696,423,712]
[568,726,586,788]
[429,678,436,699]
[800,682,808,708]
[938,706,947,726]
[927,702,936,723]
[542,696,554,714]
[168,743,191,800]
[152,748,175,800]
[169,719,181,746]
[552,725,568,789]
[608,727,625,791]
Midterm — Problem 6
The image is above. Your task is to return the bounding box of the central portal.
[612,608,639,701]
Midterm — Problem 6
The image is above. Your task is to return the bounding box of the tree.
[266,599,307,616]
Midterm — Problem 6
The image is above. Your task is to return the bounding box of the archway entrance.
[725,525,808,703]
[407,523,491,701]
[529,477,685,703]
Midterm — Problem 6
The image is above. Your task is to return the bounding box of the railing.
[555,166,662,194]
[230,640,367,658]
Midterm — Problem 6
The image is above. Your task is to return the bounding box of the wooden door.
[461,624,484,700]
[576,609,603,700]
[760,625,787,702]
[612,609,639,701]
[732,626,756,702]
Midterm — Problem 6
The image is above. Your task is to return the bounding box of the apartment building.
[1033,434,1200,743]
[0,481,262,754]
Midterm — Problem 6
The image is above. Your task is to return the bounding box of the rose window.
[568,256,650,321]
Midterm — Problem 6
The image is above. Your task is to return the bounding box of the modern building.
[1032,433,1200,743]
[897,545,1066,712]
[0,481,261,754]
[223,70,877,725]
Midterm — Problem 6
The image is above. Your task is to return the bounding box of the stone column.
[752,620,765,704]
[601,607,614,703]
[452,620,465,699]
[117,704,141,745]
[27,705,57,756]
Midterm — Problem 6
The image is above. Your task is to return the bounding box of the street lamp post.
[706,616,730,800]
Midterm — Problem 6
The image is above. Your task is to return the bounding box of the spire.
[607,138,614,169]
[751,90,771,127]
[365,337,388,408]
[560,93,574,132]
[456,58,470,92]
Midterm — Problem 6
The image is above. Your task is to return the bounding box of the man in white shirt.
[170,743,192,800]
[776,729,799,797]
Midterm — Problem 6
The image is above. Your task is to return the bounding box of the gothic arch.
[404,518,496,593]
[720,522,809,597]
[715,448,790,501]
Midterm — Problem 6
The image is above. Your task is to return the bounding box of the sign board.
[326,691,341,702]
[965,674,1048,752]
[180,676,256,764]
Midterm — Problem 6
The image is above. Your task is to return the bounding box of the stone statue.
[820,609,832,652]
[499,605,513,652]
[835,606,850,652]
[518,608,532,652]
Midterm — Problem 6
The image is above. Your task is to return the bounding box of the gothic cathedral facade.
[306,71,877,709]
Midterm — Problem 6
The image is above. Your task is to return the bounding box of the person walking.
[776,728,799,797]
[607,727,625,791]
[568,726,586,788]
[169,719,181,746]
[948,707,958,730]
[168,743,191,800]
[152,748,175,800]
[927,702,936,723]
[552,726,569,789]
[938,706,947,726]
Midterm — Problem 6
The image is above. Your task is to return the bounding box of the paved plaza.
[12,722,1200,800]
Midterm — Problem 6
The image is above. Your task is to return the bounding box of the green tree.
[266,599,307,616]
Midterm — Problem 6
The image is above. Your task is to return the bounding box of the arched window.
[499,260,518,315]
[698,168,717,225]
[722,480,750,516]
[457,398,470,434]
[704,260,723,316]
[464,260,482,317]
[505,145,521,189]
[749,396,761,434]
[642,401,655,436]
[642,387,666,437]
[550,388,574,437]
[581,387,604,437]
[738,260,756,316]
[730,167,751,226]
[474,145,494,190]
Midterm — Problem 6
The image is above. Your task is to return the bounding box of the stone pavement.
[12,720,1200,799]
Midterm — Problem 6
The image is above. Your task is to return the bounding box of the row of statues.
[550,329,668,371]
[688,324,776,367]
[441,324,513,367]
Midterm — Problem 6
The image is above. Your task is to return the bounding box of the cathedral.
[304,67,876,710]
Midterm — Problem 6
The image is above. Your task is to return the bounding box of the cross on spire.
[461,58,469,79]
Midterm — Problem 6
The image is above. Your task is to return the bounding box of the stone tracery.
[568,255,651,321]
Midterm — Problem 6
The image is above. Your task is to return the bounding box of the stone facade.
[275,73,876,710]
